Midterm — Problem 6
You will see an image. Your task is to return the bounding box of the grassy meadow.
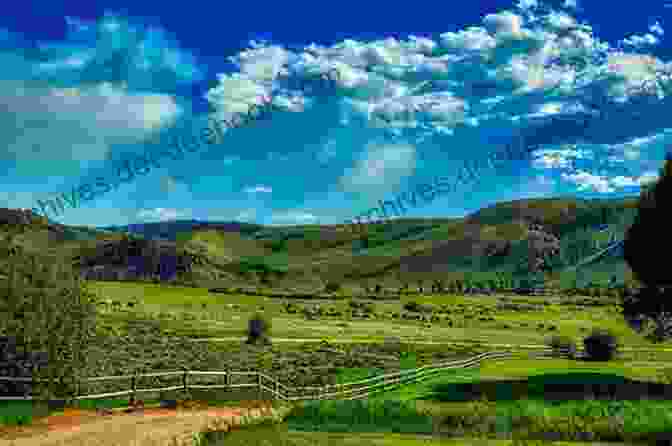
[87,281,672,359]
[5,279,672,445]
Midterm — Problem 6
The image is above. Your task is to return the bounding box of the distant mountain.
[99,220,263,241]
[0,195,642,290]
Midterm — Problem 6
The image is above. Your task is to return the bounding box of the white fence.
[0,349,566,403]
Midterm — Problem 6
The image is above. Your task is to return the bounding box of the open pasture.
[87,281,672,359]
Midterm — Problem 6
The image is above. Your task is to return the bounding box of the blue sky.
[1,0,671,228]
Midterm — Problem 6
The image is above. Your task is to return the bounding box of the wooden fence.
[0,349,565,403]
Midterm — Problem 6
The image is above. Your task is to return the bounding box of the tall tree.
[622,153,672,340]
[0,212,97,403]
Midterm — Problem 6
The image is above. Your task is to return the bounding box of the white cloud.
[244,185,273,194]
[638,171,659,185]
[136,207,189,221]
[269,210,318,225]
[610,176,641,188]
[0,80,182,170]
[561,170,615,193]
[3,5,672,223]
[205,73,271,115]
[235,208,258,222]
[532,146,590,170]
[339,141,417,194]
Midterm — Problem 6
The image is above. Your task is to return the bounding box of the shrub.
[0,218,97,403]
[283,302,299,314]
[546,335,577,358]
[403,301,420,312]
[583,329,618,361]
[246,312,271,345]
[324,282,341,294]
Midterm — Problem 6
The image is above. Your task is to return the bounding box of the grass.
[86,281,668,353]
[201,423,634,446]
[278,397,672,444]
[8,280,672,444]
[73,281,672,399]
[0,401,35,426]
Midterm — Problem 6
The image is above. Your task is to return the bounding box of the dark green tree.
[622,154,672,341]
[583,329,618,361]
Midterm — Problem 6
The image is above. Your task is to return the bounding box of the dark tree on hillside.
[622,153,672,341]
[583,329,618,361]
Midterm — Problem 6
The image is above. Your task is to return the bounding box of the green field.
[203,424,638,446]
[6,280,672,446]
[200,400,662,445]
[87,281,672,360]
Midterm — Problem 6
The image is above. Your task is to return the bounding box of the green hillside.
[0,195,641,290]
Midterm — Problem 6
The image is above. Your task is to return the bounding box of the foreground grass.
[204,422,645,446]
[282,398,672,444]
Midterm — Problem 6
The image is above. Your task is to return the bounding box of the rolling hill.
[0,194,641,290]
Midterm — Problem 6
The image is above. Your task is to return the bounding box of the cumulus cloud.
[3,3,672,227]
[0,80,182,172]
[0,11,199,200]
[35,13,204,88]
[203,4,668,174]
[338,141,417,194]
[561,170,615,193]
[531,144,594,171]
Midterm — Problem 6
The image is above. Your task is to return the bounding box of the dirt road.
[1,402,280,446]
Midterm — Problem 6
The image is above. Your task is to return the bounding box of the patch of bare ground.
[1,400,282,446]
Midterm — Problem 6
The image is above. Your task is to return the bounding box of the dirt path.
[1,402,277,446]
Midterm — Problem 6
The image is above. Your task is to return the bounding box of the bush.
[283,302,299,314]
[246,312,271,345]
[583,329,618,361]
[324,282,341,293]
[403,301,434,313]
[546,335,577,358]
[403,301,419,312]
[0,218,97,402]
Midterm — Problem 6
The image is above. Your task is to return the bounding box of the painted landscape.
[2,1,672,444]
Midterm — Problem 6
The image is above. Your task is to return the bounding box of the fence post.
[258,373,262,400]
[275,378,279,400]
[182,367,189,400]
[74,376,80,408]
[130,374,137,406]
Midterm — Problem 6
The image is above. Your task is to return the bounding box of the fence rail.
[0,349,566,402]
